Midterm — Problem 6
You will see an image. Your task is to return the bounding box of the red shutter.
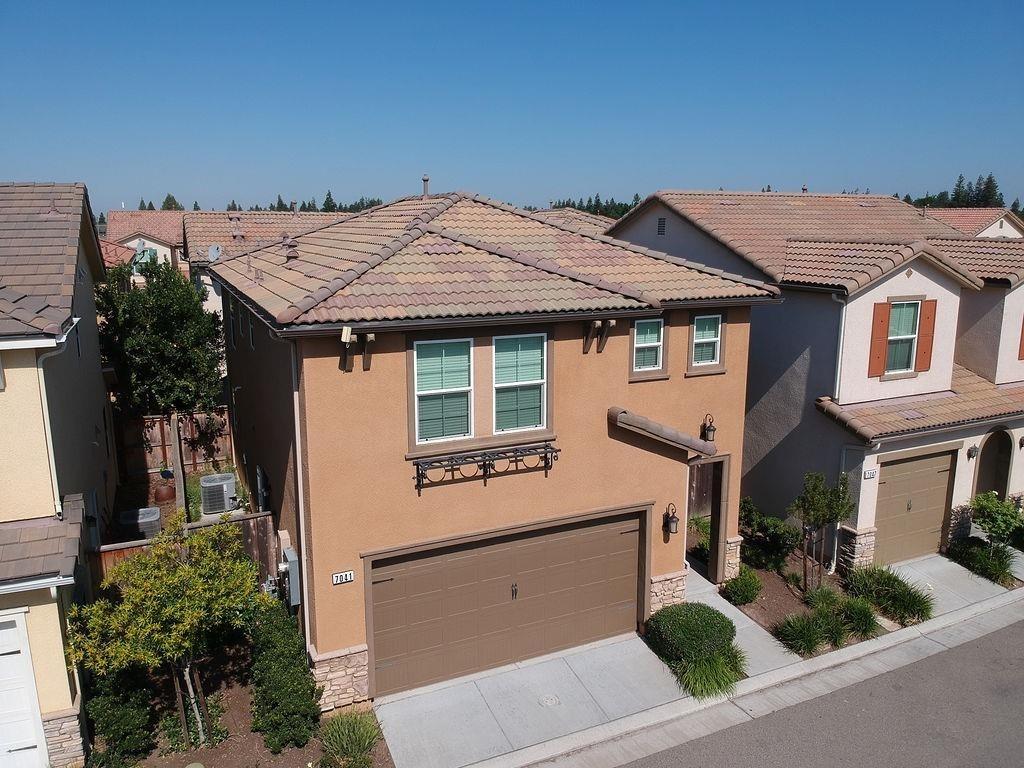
[1018,315,1024,361]
[868,302,889,378]
[914,299,937,372]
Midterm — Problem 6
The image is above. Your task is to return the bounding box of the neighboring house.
[531,206,616,234]
[105,209,186,277]
[0,182,117,768]
[183,209,344,317]
[610,191,1024,569]
[98,238,136,269]
[926,207,1024,239]
[210,191,776,706]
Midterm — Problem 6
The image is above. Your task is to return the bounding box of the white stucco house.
[927,207,1024,239]
[105,210,186,277]
[609,191,1024,569]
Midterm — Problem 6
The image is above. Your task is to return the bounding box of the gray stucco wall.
[956,285,1004,382]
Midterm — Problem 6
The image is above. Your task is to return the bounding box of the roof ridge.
[422,223,659,308]
[457,193,777,297]
[657,189,895,199]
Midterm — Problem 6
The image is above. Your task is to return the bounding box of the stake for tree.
[183,661,207,745]
[172,665,190,748]
[191,663,211,738]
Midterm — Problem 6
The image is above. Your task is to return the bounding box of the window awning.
[607,407,717,457]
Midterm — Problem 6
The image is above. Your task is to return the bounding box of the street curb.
[466,586,1024,768]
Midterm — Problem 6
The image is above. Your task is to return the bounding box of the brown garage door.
[875,452,954,564]
[370,513,641,696]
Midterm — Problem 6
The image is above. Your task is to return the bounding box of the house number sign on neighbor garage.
[332,570,355,586]
[863,468,878,480]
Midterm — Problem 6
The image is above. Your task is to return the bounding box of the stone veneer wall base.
[838,525,876,574]
[723,535,742,582]
[311,644,370,711]
[42,704,86,768]
[650,569,687,612]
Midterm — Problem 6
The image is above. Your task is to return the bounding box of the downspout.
[290,342,313,652]
[828,293,847,574]
[36,320,79,519]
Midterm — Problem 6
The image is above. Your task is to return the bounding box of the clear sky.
[2,1,1021,214]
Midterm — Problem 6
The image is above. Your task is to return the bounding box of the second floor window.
[414,340,472,443]
[886,301,920,373]
[692,315,722,365]
[633,320,664,371]
[494,334,546,432]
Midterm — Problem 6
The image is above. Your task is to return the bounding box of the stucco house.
[609,191,1024,570]
[105,209,186,277]
[209,190,776,706]
[927,207,1024,239]
[0,182,117,767]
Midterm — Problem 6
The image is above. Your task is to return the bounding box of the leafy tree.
[69,514,266,746]
[969,491,1022,545]
[322,189,337,213]
[789,473,853,590]
[192,201,200,211]
[161,194,184,211]
[138,197,147,210]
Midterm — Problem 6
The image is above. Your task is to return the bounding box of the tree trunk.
[191,663,211,738]
[169,412,187,513]
[171,665,190,748]
[802,532,809,592]
[183,661,206,745]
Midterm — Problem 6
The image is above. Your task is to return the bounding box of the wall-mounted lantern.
[702,414,716,443]
[664,503,680,535]
[967,445,979,460]
[1018,436,1024,450]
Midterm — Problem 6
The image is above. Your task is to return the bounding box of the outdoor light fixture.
[702,413,716,442]
[967,445,979,459]
[664,503,680,535]
[1019,436,1024,450]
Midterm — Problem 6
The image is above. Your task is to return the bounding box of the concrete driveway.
[375,634,683,768]
[890,553,1007,615]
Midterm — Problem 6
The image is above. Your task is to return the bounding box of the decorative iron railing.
[412,442,560,494]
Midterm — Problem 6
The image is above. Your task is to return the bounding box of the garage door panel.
[370,514,642,696]
[875,452,953,564]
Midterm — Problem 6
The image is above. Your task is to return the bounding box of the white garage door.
[0,617,46,768]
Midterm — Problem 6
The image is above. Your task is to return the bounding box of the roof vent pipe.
[802,184,808,194]
[422,174,430,198]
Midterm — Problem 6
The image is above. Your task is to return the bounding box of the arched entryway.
[975,430,1012,498]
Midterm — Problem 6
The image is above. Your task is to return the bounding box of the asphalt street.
[626,620,1024,768]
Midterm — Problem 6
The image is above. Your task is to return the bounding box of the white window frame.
[632,320,664,372]
[885,300,921,374]
[691,314,722,366]
[492,333,547,434]
[413,338,474,445]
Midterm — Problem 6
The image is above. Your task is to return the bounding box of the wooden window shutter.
[1018,315,1024,361]
[868,302,889,377]
[914,299,937,372]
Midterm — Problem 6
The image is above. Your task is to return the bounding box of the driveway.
[376,634,683,768]
[890,553,1007,615]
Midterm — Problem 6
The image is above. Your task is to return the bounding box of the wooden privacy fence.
[116,409,232,479]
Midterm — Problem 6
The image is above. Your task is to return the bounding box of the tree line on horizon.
[224,190,383,213]
[545,193,643,219]
[895,172,1019,213]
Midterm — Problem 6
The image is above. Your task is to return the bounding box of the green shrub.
[320,710,381,768]
[947,536,1016,586]
[86,670,155,760]
[812,605,849,649]
[969,492,1023,544]
[840,597,880,640]
[804,585,841,610]
[845,566,934,626]
[678,650,745,700]
[783,570,803,588]
[721,566,762,606]
[739,499,801,571]
[250,601,322,752]
[773,613,823,655]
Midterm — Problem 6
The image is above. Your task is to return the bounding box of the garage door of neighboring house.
[875,452,955,564]
[0,615,46,768]
[370,513,641,696]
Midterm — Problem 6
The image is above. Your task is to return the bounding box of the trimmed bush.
[739,499,801,571]
[722,566,762,606]
[812,605,849,649]
[85,669,155,761]
[645,603,746,699]
[320,710,381,768]
[250,601,322,753]
[773,613,823,655]
[844,566,934,626]
[947,536,1016,587]
[840,596,880,640]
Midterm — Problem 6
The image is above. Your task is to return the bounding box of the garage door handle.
[512,582,518,600]
[907,499,913,511]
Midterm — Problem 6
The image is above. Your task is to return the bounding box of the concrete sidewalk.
[890,553,1006,615]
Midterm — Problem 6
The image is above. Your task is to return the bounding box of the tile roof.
[619,191,965,285]
[0,182,95,338]
[926,237,1024,286]
[782,239,983,294]
[211,192,776,328]
[106,210,185,246]
[607,407,716,457]
[183,210,348,263]
[100,238,136,268]
[925,208,1021,237]
[816,365,1024,443]
[530,207,617,234]
[0,495,82,585]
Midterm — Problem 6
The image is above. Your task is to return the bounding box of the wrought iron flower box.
[413,442,560,494]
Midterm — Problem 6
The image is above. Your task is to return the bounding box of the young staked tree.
[789,473,854,590]
[69,514,267,747]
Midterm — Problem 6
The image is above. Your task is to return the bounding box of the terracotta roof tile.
[0,496,81,584]
[531,207,617,234]
[816,365,1024,442]
[106,210,185,246]
[100,238,136,268]
[927,237,1024,286]
[183,210,349,263]
[926,208,1021,236]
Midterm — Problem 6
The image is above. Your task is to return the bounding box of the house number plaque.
[332,570,355,586]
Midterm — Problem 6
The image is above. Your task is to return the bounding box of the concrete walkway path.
[890,553,1006,615]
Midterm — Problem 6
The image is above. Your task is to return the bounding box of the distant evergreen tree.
[138,198,147,210]
[98,212,106,225]
[981,173,1004,207]
[146,201,156,211]
[951,174,969,206]
[192,201,200,211]
[338,196,383,213]
[322,190,337,213]
[160,194,184,211]
[903,194,913,204]
[226,200,240,211]
[299,201,308,212]
[308,197,318,212]
[274,195,288,212]
[1012,198,1021,215]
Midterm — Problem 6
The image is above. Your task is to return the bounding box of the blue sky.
[1,1,1021,213]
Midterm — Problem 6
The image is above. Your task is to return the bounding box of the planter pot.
[154,484,176,503]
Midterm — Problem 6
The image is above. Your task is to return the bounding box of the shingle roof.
[106,210,185,246]
[617,191,966,285]
[183,210,348,263]
[0,182,95,338]
[531,207,617,234]
[0,495,82,585]
[926,237,1024,287]
[782,239,983,294]
[211,192,776,327]
[925,208,1022,237]
[100,238,136,268]
[816,365,1024,443]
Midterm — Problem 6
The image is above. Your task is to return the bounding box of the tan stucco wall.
[0,348,54,521]
[0,589,74,715]
[294,308,750,655]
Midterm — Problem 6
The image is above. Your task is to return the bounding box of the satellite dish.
[208,244,222,262]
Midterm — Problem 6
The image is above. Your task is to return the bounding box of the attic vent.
[857,202,878,208]
[718,200,741,206]
[656,217,666,236]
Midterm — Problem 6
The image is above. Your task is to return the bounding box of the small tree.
[789,472,853,590]
[70,514,266,746]
[969,491,1022,545]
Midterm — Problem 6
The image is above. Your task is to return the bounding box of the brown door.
[874,452,954,564]
[370,513,641,696]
